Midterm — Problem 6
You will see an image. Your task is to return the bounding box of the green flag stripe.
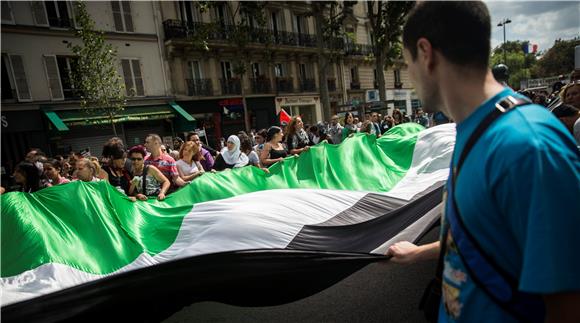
[1,124,423,277]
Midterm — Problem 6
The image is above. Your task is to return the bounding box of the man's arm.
[544,292,580,323]
[386,241,440,264]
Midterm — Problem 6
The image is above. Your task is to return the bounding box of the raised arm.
[148,165,170,200]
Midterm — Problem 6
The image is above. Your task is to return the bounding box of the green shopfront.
[43,102,196,156]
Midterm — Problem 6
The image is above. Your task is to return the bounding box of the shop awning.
[43,104,195,130]
[43,110,70,131]
[169,102,195,122]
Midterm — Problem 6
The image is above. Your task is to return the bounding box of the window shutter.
[1,1,14,23]
[121,1,134,32]
[111,1,124,31]
[43,55,64,100]
[30,1,49,26]
[8,55,32,101]
[131,60,144,96]
[121,59,134,96]
[70,2,79,28]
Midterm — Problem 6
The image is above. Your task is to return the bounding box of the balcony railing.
[299,78,316,92]
[163,19,376,58]
[249,77,272,94]
[344,42,374,56]
[350,81,361,90]
[220,78,241,95]
[275,77,294,93]
[186,78,213,96]
[327,78,337,92]
[164,20,333,50]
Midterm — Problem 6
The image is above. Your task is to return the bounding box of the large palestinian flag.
[1,123,455,322]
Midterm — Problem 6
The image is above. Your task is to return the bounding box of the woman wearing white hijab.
[212,135,249,171]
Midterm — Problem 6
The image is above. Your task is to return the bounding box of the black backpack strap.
[454,95,531,182]
[444,95,545,322]
[142,165,148,195]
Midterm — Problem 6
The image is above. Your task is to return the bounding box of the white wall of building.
[2,1,166,103]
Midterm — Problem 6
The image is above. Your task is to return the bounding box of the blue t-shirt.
[439,88,580,322]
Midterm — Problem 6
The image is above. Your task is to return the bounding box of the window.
[350,66,359,82]
[251,62,261,78]
[220,61,233,80]
[394,69,402,89]
[3,55,32,101]
[43,55,78,100]
[187,61,202,79]
[31,1,73,28]
[411,99,422,109]
[293,14,308,34]
[45,1,72,28]
[270,10,285,33]
[111,1,134,32]
[179,1,200,23]
[2,54,31,101]
[213,3,231,27]
[1,56,14,100]
[1,1,15,24]
[274,63,286,77]
[121,59,144,96]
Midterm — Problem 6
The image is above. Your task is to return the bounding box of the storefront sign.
[218,98,243,106]
[366,90,379,102]
[283,97,316,105]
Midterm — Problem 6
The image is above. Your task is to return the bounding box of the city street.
[164,228,438,323]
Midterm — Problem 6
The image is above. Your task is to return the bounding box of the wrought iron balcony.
[350,81,361,90]
[220,78,241,95]
[186,78,213,96]
[163,19,376,55]
[344,42,374,56]
[275,77,294,93]
[299,78,316,92]
[249,77,273,94]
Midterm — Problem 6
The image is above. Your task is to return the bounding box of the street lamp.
[497,18,512,64]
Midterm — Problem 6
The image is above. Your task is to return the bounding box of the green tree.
[68,1,126,136]
[366,0,414,102]
[533,38,580,78]
[490,40,537,89]
[310,1,356,121]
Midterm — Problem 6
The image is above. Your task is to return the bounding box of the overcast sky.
[484,1,580,53]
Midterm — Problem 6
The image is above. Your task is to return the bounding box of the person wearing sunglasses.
[127,145,170,201]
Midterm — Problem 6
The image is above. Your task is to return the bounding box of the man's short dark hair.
[403,1,491,70]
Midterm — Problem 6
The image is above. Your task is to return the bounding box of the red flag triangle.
[279,109,291,125]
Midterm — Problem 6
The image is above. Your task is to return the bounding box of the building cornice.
[1,24,158,42]
[1,96,176,112]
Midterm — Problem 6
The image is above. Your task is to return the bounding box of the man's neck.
[150,149,162,159]
[440,69,505,123]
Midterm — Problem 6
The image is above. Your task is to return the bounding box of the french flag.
[522,42,538,54]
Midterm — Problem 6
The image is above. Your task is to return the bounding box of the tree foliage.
[532,38,580,78]
[367,0,414,101]
[68,1,126,135]
[490,40,538,89]
[310,1,356,121]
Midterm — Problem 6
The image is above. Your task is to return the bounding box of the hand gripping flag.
[1,123,456,322]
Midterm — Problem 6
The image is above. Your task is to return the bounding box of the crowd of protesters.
[0,107,441,197]
[2,85,577,197]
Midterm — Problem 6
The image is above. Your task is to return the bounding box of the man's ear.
[416,38,436,72]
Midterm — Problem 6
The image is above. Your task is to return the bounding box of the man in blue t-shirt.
[386,2,580,323]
